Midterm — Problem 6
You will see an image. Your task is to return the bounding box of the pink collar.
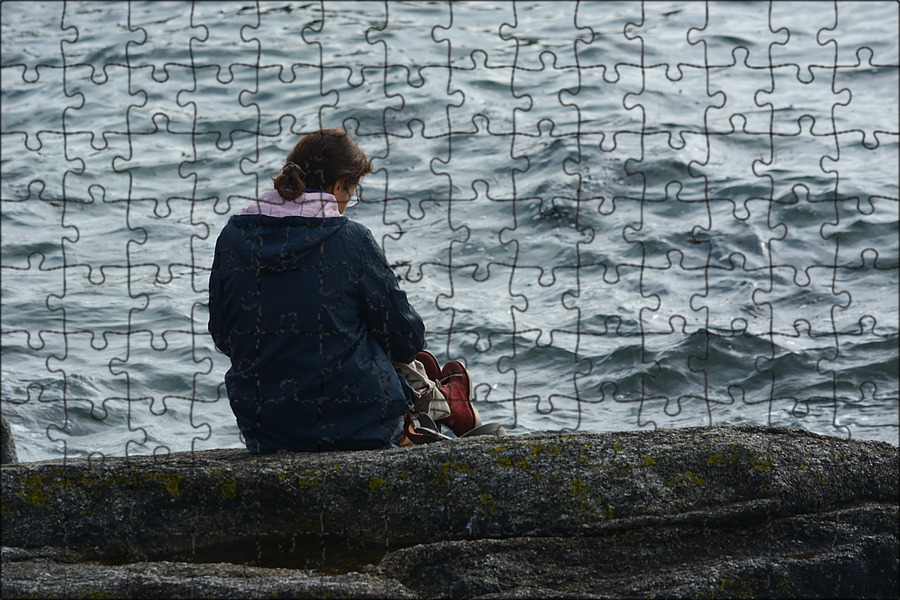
[242,189,343,218]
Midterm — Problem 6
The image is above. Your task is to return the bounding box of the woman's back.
[209,211,425,452]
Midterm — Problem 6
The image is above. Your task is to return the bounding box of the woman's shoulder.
[337,218,375,240]
[337,219,385,258]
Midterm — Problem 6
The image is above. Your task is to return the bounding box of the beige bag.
[393,359,451,422]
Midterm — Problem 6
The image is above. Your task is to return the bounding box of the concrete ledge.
[2,425,898,598]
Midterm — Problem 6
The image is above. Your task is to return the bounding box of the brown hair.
[272,129,372,201]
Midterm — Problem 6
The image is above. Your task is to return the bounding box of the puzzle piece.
[3,3,900,592]
[1,2,897,472]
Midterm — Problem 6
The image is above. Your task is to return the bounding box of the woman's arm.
[358,228,425,363]
[207,232,232,357]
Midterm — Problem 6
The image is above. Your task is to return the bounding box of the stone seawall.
[2,425,898,598]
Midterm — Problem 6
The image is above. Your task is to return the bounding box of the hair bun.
[274,162,308,201]
[282,162,305,178]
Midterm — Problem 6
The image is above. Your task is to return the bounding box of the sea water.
[2,1,898,462]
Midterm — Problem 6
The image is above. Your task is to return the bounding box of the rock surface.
[2,425,898,598]
[1,415,17,465]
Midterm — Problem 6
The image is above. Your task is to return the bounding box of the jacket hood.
[226,213,350,270]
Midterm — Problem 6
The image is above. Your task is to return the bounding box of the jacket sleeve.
[358,228,425,364]
[207,232,232,357]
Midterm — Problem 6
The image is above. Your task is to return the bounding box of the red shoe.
[436,361,482,436]
[415,350,442,381]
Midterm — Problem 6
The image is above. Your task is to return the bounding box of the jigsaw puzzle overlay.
[1,1,898,462]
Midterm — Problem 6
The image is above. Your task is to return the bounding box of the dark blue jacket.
[208,214,425,452]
